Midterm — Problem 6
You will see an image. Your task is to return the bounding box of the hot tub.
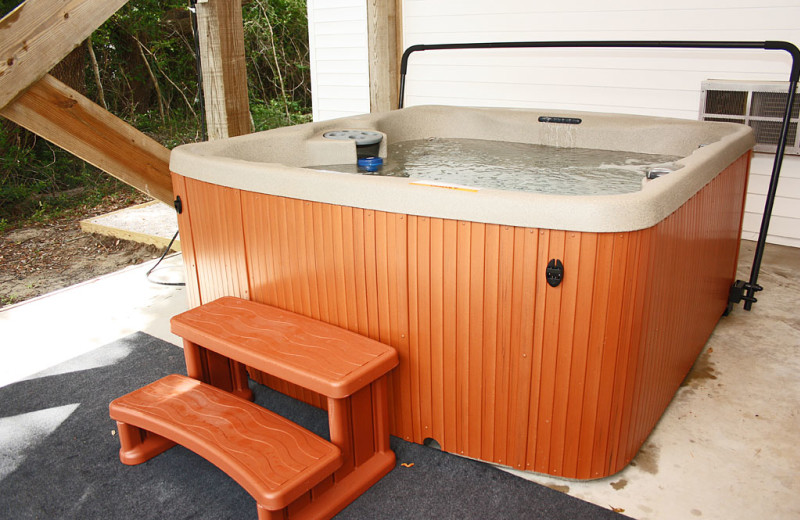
[170,105,753,479]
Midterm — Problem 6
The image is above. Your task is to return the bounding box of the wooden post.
[1,75,173,204]
[0,0,130,111]
[194,0,251,139]
[366,0,402,112]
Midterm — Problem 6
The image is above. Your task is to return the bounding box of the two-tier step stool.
[109,297,399,519]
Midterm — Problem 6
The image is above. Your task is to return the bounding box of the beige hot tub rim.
[169,105,754,233]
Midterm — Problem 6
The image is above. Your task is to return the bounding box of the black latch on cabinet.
[546,259,564,287]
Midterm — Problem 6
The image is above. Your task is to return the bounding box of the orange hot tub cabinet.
[169,106,752,479]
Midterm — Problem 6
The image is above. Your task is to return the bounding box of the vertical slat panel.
[533,229,565,473]
[287,198,321,406]
[480,224,500,461]
[455,221,472,455]
[388,213,412,441]
[240,193,266,305]
[272,196,294,311]
[363,210,381,340]
[548,231,581,476]
[171,174,201,307]
[525,229,550,471]
[621,225,656,470]
[184,178,249,303]
[302,200,322,320]
[416,217,433,439]
[650,213,680,432]
[591,232,629,478]
[312,202,332,323]
[290,198,313,316]
[635,215,673,446]
[406,216,422,441]
[329,206,352,329]
[467,222,485,456]
[325,204,344,328]
[492,225,515,466]
[429,218,446,447]
[266,195,289,309]
[352,208,370,336]
[261,195,282,308]
[574,232,613,478]
[373,211,394,433]
[605,230,644,470]
[339,207,358,332]
[507,227,539,470]
[441,219,459,451]
[611,229,651,471]
[395,213,413,442]
[561,232,598,477]
[280,197,300,312]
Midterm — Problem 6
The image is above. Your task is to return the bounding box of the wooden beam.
[1,74,173,205]
[0,0,130,111]
[195,0,250,139]
[367,0,401,112]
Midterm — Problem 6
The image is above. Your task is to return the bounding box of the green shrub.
[252,99,312,132]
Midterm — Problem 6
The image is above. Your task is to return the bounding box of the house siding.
[307,0,370,121]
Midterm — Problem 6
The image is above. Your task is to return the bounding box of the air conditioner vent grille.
[701,80,799,155]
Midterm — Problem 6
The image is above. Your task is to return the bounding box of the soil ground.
[0,194,163,308]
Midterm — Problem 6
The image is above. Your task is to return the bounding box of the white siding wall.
[307,0,800,247]
[307,0,370,121]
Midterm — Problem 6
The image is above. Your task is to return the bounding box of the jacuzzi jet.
[323,129,384,158]
[646,167,673,180]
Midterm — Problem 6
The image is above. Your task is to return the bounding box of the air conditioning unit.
[700,80,799,155]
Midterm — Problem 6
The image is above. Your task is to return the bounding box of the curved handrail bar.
[398,40,800,311]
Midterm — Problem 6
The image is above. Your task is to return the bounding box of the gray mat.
[0,332,629,519]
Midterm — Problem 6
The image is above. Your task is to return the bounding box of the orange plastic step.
[109,374,342,513]
[171,297,398,399]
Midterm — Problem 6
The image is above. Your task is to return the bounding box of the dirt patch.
[545,483,570,493]
[0,197,163,308]
[681,347,717,389]
[610,478,628,490]
[629,443,660,475]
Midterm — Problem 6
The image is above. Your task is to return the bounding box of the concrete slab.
[0,253,187,388]
[79,200,180,251]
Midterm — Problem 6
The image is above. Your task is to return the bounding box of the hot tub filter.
[323,130,384,158]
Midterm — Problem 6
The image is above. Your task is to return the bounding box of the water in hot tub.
[310,138,682,196]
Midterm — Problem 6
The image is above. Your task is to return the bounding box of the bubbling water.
[310,138,682,196]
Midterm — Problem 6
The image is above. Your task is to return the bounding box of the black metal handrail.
[398,40,800,312]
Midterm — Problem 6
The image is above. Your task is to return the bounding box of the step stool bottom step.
[109,374,342,514]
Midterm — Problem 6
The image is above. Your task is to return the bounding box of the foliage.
[0,1,20,18]
[90,0,200,123]
[0,127,129,219]
[0,0,311,226]
[252,99,312,132]
[243,0,311,115]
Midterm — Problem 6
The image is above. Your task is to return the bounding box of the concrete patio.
[1,240,798,519]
